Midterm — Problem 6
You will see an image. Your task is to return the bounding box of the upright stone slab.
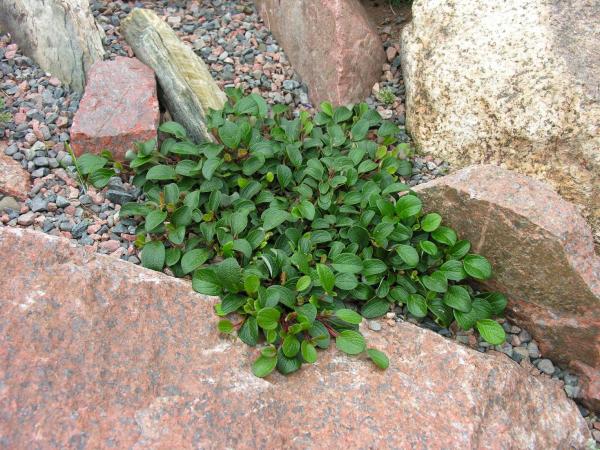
[0,0,105,92]
[0,226,591,448]
[414,165,600,409]
[121,8,226,143]
[401,0,600,245]
[70,57,160,161]
[255,0,385,106]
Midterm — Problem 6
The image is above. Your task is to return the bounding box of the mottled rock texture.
[0,0,105,92]
[401,0,600,245]
[121,8,226,143]
[0,226,591,448]
[414,165,600,409]
[70,57,160,160]
[0,142,30,200]
[255,0,385,106]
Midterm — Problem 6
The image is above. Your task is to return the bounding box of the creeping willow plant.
[77,89,507,377]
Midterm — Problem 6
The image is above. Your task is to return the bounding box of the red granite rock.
[0,227,591,448]
[255,0,385,106]
[414,165,600,408]
[70,56,159,160]
[0,141,30,200]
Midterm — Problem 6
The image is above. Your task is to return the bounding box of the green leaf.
[159,121,187,139]
[119,202,149,218]
[334,273,358,291]
[192,268,222,296]
[367,348,389,369]
[244,273,260,295]
[219,121,242,149]
[396,244,419,267]
[276,348,302,375]
[407,293,427,318]
[347,226,370,248]
[145,210,167,232]
[146,165,177,180]
[301,341,317,363]
[331,253,363,274]
[351,119,370,141]
[382,182,409,195]
[202,158,222,180]
[239,317,259,346]
[361,298,390,318]
[276,164,292,188]
[181,248,211,274]
[316,264,335,293]
[363,259,387,276]
[298,200,315,220]
[262,208,290,231]
[463,254,492,280]
[88,168,115,188]
[141,241,165,271]
[419,240,438,256]
[443,285,472,313]
[215,258,243,292]
[479,292,508,316]
[243,154,265,176]
[448,240,471,259]
[335,330,366,355]
[218,319,234,334]
[421,271,448,293]
[333,106,352,123]
[439,260,467,281]
[220,294,247,315]
[252,355,277,377]
[165,247,181,266]
[282,335,300,358]
[431,226,457,247]
[257,307,281,330]
[309,322,330,349]
[396,195,422,219]
[476,319,506,345]
[296,275,312,291]
[421,213,442,232]
[320,101,334,117]
[335,308,363,325]
[77,153,107,175]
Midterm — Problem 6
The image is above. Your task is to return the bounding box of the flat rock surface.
[0,226,590,449]
[401,0,600,245]
[0,142,30,200]
[255,0,385,106]
[414,165,600,409]
[70,56,159,160]
[121,8,226,143]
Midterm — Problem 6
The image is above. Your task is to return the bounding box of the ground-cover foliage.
[77,90,507,377]
[0,97,11,123]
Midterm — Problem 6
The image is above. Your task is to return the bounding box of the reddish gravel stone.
[70,56,159,160]
[0,142,30,200]
[255,0,385,106]
[414,165,600,408]
[0,227,590,448]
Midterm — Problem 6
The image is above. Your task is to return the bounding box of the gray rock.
[0,0,105,92]
[368,320,382,331]
[71,220,89,239]
[528,341,541,359]
[17,211,35,226]
[537,359,555,375]
[55,196,70,208]
[30,196,48,213]
[106,189,135,205]
[0,196,20,212]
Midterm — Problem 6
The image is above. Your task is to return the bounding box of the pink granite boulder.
[0,226,591,448]
[255,0,385,106]
[0,141,30,200]
[414,165,600,410]
[70,56,159,160]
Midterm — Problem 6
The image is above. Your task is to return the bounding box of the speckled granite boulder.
[121,8,226,143]
[255,0,385,106]
[0,0,105,92]
[0,142,30,200]
[0,227,591,448]
[401,0,600,245]
[70,57,159,161]
[414,165,600,410]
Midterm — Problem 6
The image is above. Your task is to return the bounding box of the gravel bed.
[0,0,597,439]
